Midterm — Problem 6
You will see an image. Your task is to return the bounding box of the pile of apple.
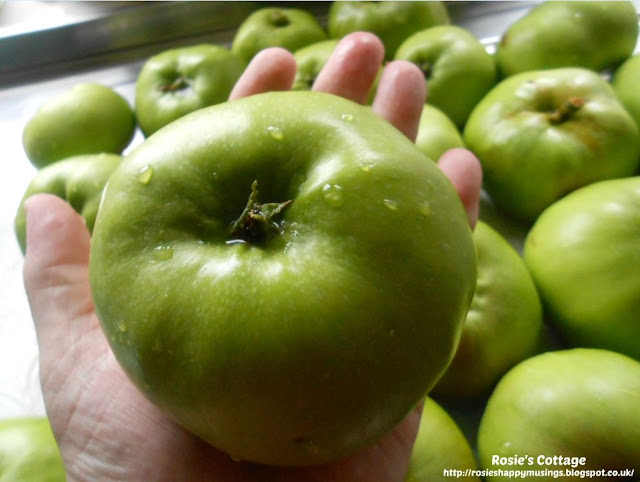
[11,1,640,480]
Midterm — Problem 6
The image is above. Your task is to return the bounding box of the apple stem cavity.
[229,180,293,245]
[420,62,433,81]
[548,97,585,124]
[161,76,190,93]
[270,10,291,28]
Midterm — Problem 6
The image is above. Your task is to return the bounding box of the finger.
[437,148,483,230]
[312,31,384,104]
[229,47,297,100]
[22,194,103,371]
[372,60,426,142]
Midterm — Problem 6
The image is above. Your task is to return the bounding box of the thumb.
[22,194,98,363]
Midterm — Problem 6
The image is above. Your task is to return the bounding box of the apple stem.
[161,76,189,93]
[229,180,293,245]
[548,97,585,124]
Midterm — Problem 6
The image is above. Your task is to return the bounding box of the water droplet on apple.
[383,199,398,211]
[419,201,432,217]
[341,113,354,122]
[267,125,284,141]
[322,184,344,207]
[388,329,396,337]
[153,245,174,261]
[137,165,154,184]
[116,319,127,333]
[359,161,374,172]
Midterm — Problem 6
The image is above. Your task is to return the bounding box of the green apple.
[292,39,340,91]
[478,192,530,253]
[22,83,134,169]
[327,1,450,60]
[135,44,246,137]
[477,349,640,481]
[613,53,640,133]
[414,104,464,162]
[524,177,640,361]
[464,67,640,222]
[0,416,65,482]
[405,397,480,482]
[89,91,477,466]
[395,25,497,127]
[231,7,327,63]
[14,153,121,254]
[496,1,639,77]
[432,221,542,400]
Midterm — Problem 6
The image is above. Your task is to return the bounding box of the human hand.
[23,32,481,482]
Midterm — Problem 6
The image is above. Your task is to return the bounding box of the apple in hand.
[14,153,122,254]
[0,416,65,482]
[464,67,640,222]
[477,349,640,481]
[22,83,134,168]
[135,44,246,137]
[432,221,542,400]
[405,397,480,482]
[524,177,640,361]
[89,91,477,466]
[414,104,464,162]
[231,7,327,63]
[395,25,497,127]
[496,0,639,77]
[327,1,450,60]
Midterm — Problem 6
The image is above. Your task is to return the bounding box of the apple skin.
[405,397,480,482]
[14,153,122,254]
[477,348,640,481]
[432,221,542,400]
[0,416,65,482]
[414,104,465,162]
[524,177,640,361]
[231,7,327,63]
[22,83,134,169]
[464,67,640,222]
[395,25,497,127]
[327,1,450,60]
[135,44,246,137]
[613,54,640,134]
[89,91,477,466]
[496,1,639,77]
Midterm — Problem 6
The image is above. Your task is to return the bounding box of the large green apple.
[135,44,246,137]
[464,67,640,222]
[432,221,542,400]
[89,91,477,466]
[477,349,640,481]
[327,1,450,60]
[524,177,640,361]
[14,153,122,254]
[395,25,497,127]
[405,397,480,482]
[22,83,135,169]
[496,1,639,77]
[231,7,327,63]
[414,104,465,162]
[0,416,65,482]
[613,53,640,133]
